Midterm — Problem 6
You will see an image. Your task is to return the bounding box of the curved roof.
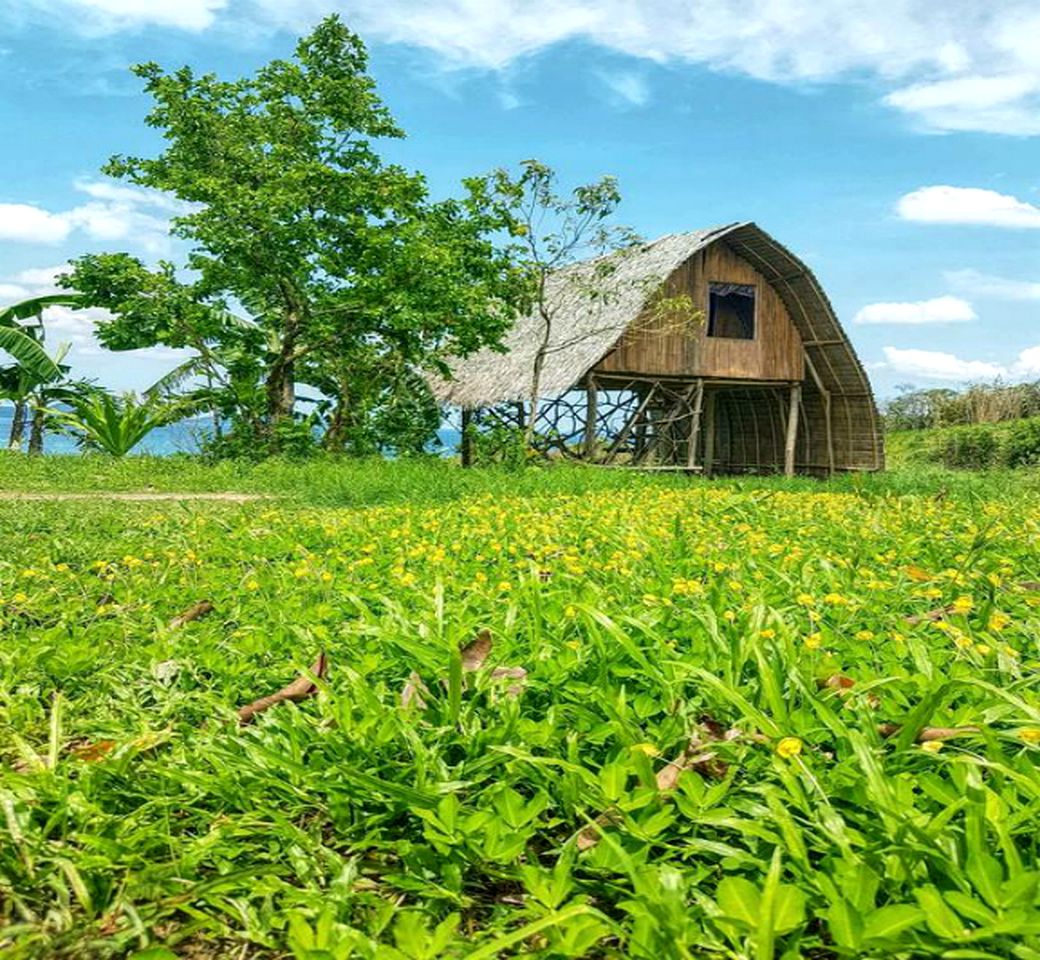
[432,222,882,469]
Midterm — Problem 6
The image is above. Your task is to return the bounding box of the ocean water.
[0,409,461,457]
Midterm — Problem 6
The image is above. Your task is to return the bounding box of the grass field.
[2,457,1040,958]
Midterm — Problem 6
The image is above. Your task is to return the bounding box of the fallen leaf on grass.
[579,717,733,851]
[905,606,954,625]
[460,629,493,671]
[819,674,880,708]
[1017,581,1040,592]
[490,666,527,699]
[169,600,214,629]
[877,723,979,742]
[237,652,328,725]
[905,566,934,582]
[69,739,117,763]
[401,671,429,709]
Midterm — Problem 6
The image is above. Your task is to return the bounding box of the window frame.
[706,281,758,341]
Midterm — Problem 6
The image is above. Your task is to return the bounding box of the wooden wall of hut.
[593,241,805,382]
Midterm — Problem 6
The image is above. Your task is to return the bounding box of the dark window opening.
[708,282,756,339]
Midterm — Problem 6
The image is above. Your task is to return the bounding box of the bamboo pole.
[703,391,716,477]
[583,377,598,460]
[460,408,474,468]
[686,379,704,469]
[784,383,801,477]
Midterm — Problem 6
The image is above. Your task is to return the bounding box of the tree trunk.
[28,406,45,455]
[8,401,26,451]
[525,289,552,448]
[322,399,349,451]
[265,300,301,430]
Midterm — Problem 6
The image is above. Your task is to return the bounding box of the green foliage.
[48,391,189,456]
[885,380,1040,432]
[0,294,80,387]
[62,16,526,454]
[890,415,1040,471]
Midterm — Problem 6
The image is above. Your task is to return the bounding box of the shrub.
[931,423,1002,470]
[1003,417,1040,468]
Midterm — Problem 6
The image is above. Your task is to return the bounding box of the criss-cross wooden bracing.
[432,223,883,476]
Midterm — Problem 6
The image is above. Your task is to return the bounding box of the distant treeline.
[884,380,1040,432]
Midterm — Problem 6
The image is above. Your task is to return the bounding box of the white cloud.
[597,70,650,107]
[9,1,1040,134]
[896,185,1040,228]
[884,73,1040,135]
[945,268,1040,301]
[854,295,976,325]
[882,346,1005,381]
[0,203,72,244]
[247,0,1040,135]
[12,264,70,286]
[0,179,186,253]
[16,0,227,31]
[1013,346,1040,376]
[0,283,30,301]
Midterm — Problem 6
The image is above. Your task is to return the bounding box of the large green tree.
[63,16,523,449]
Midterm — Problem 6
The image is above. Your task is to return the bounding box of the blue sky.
[0,0,1038,399]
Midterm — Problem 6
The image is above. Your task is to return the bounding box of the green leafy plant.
[48,390,188,456]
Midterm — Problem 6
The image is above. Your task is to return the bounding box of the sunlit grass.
[1,463,1039,957]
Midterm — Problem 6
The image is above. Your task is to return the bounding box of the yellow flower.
[804,633,822,650]
[921,741,943,753]
[12,592,28,604]
[722,610,736,623]
[759,629,776,640]
[776,737,803,759]
[320,571,333,583]
[1018,728,1040,744]
[497,581,512,592]
[951,596,973,615]
[632,743,659,757]
[987,612,1011,632]
[855,630,875,642]
[245,579,260,591]
[796,593,814,606]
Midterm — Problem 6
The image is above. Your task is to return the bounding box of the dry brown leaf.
[1017,581,1040,592]
[820,674,857,693]
[490,665,527,698]
[460,629,493,671]
[905,605,954,625]
[401,671,429,710]
[169,600,214,629]
[877,723,979,741]
[576,811,620,851]
[905,565,934,582]
[237,652,328,725]
[69,739,117,763]
[579,718,732,852]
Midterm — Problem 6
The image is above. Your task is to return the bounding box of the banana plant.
[0,294,82,450]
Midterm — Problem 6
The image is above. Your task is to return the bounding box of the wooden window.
[707,282,756,339]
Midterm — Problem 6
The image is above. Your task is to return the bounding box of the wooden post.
[686,379,704,469]
[784,383,801,477]
[703,390,716,477]
[584,377,598,460]
[460,408,474,468]
[823,392,835,477]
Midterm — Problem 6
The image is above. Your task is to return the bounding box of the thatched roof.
[430,226,731,408]
[432,222,882,470]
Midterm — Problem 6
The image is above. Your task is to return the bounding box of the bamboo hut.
[432,222,883,475]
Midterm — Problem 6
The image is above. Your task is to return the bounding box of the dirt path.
[0,491,271,502]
